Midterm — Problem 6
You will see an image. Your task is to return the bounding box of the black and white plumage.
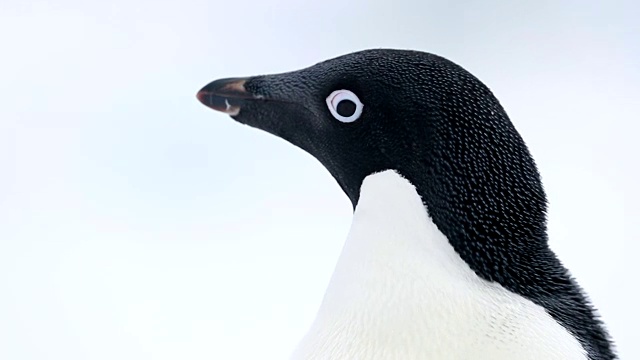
[197,49,615,360]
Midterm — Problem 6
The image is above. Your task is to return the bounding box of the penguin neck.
[317,169,465,314]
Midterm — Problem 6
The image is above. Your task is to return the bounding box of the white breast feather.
[290,170,587,360]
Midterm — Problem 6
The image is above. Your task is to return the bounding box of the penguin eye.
[326,90,363,123]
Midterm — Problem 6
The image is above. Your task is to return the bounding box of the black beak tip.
[196,78,249,115]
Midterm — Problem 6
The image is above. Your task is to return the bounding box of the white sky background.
[0,0,638,359]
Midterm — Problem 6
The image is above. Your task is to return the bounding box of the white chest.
[290,170,586,360]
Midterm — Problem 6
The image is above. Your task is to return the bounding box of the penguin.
[196,49,616,360]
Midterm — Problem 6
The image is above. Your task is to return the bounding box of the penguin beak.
[196,77,258,116]
[197,72,321,156]
[196,74,313,142]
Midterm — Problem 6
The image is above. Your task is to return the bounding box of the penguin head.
[197,49,545,224]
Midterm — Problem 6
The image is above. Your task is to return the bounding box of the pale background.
[1,0,638,359]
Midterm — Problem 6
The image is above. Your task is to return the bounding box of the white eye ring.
[326,89,363,123]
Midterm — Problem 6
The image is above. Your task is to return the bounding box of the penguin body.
[197,49,616,359]
[291,170,586,360]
